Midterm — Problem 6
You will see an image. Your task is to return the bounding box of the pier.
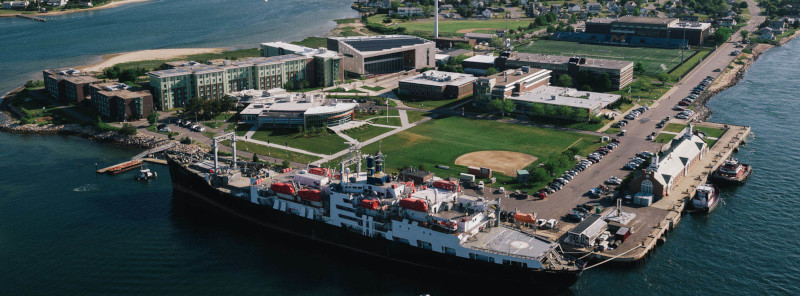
[96,158,167,174]
[591,122,752,263]
[16,15,47,22]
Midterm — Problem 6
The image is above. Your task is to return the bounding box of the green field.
[243,128,350,155]
[655,133,677,143]
[397,18,536,34]
[518,40,696,75]
[366,116,402,126]
[695,126,726,139]
[343,125,394,142]
[358,116,600,179]
[222,140,321,164]
[406,111,432,124]
[291,37,328,49]
[663,123,688,133]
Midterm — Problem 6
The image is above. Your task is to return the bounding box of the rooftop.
[463,55,496,64]
[91,82,150,99]
[331,35,432,53]
[239,93,357,117]
[509,86,621,109]
[511,52,633,70]
[399,70,477,87]
[489,68,551,88]
[148,55,308,78]
[261,41,340,58]
[615,16,677,25]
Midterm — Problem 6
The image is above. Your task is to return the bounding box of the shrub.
[119,123,138,135]
[180,136,192,145]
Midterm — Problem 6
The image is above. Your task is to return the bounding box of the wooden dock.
[96,158,167,174]
[16,15,46,22]
[592,122,751,264]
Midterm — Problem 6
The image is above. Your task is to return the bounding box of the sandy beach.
[0,0,151,18]
[78,48,229,72]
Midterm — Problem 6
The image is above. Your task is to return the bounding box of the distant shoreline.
[0,0,150,18]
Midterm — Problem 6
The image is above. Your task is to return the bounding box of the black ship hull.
[167,158,581,290]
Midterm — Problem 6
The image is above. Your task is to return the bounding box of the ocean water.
[0,0,357,94]
[2,2,800,295]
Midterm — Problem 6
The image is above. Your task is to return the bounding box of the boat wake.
[73,184,99,192]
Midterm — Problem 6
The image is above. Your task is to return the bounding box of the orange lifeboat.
[298,189,322,202]
[399,198,429,212]
[360,199,380,210]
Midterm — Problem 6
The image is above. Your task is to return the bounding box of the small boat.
[107,160,143,175]
[135,168,157,180]
[710,157,752,185]
[691,184,719,213]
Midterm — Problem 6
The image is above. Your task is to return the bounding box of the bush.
[119,123,138,135]
[180,136,192,145]
[147,112,159,125]
[253,154,260,162]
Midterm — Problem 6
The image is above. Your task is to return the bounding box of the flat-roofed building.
[398,70,477,100]
[473,67,552,108]
[326,35,435,76]
[585,16,711,45]
[88,82,154,122]
[498,52,634,90]
[507,85,621,118]
[239,92,357,129]
[433,37,476,50]
[42,68,100,102]
[462,55,497,75]
[147,55,310,110]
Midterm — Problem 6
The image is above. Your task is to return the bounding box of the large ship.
[710,157,752,185]
[166,134,583,289]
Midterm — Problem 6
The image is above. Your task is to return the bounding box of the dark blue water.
[0,0,357,94]
[2,4,800,295]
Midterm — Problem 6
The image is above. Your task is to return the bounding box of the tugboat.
[135,168,157,180]
[710,158,752,185]
[691,184,719,213]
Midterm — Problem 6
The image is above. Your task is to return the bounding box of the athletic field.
[517,40,697,75]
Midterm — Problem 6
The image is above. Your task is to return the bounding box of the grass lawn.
[222,140,321,164]
[291,37,328,49]
[248,128,349,155]
[612,75,671,101]
[705,139,718,148]
[669,48,711,78]
[655,133,677,143]
[518,40,695,76]
[361,85,385,91]
[400,97,466,110]
[663,123,688,133]
[604,127,621,135]
[334,18,358,24]
[398,18,536,34]
[366,116,402,126]
[343,125,395,142]
[695,126,726,139]
[356,109,399,120]
[358,116,600,179]
[406,110,432,124]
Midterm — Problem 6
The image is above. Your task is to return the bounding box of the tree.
[714,27,732,45]
[739,1,748,8]
[119,123,138,135]
[502,99,516,115]
[657,72,671,85]
[281,159,291,169]
[180,136,192,145]
[740,30,749,40]
[183,98,203,119]
[485,67,499,76]
[488,99,504,113]
[633,62,646,74]
[597,73,612,91]
[489,36,504,48]
[253,154,260,162]
[557,74,573,87]
[147,112,159,125]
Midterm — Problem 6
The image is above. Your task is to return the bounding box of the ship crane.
[212,132,238,171]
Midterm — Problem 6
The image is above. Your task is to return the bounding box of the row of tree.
[182,96,236,121]
[526,147,582,184]
[102,66,148,83]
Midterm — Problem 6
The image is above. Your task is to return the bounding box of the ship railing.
[467,246,542,261]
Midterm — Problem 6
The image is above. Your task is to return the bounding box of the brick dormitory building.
[43,69,153,122]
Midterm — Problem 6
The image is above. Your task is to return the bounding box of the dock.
[96,158,167,174]
[591,122,751,264]
[16,15,46,22]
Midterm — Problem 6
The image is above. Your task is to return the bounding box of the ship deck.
[463,226,555,260]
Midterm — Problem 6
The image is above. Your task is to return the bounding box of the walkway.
[238,137,327,159]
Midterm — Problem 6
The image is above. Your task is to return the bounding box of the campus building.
[88,82,154,122]
[238,92,357,129]
[507,86,621,118]
[397,70,477,100]
[472,67,552,109]
[629,125,708,203]
[433,37,476,50]
[147,55,311,110]
[326,35,436,76]
[42,68,100,102]
[585,16,711,46]
[496,52,634,90]
[260,42,344,87]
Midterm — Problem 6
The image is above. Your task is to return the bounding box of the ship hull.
[167,158,581,290]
